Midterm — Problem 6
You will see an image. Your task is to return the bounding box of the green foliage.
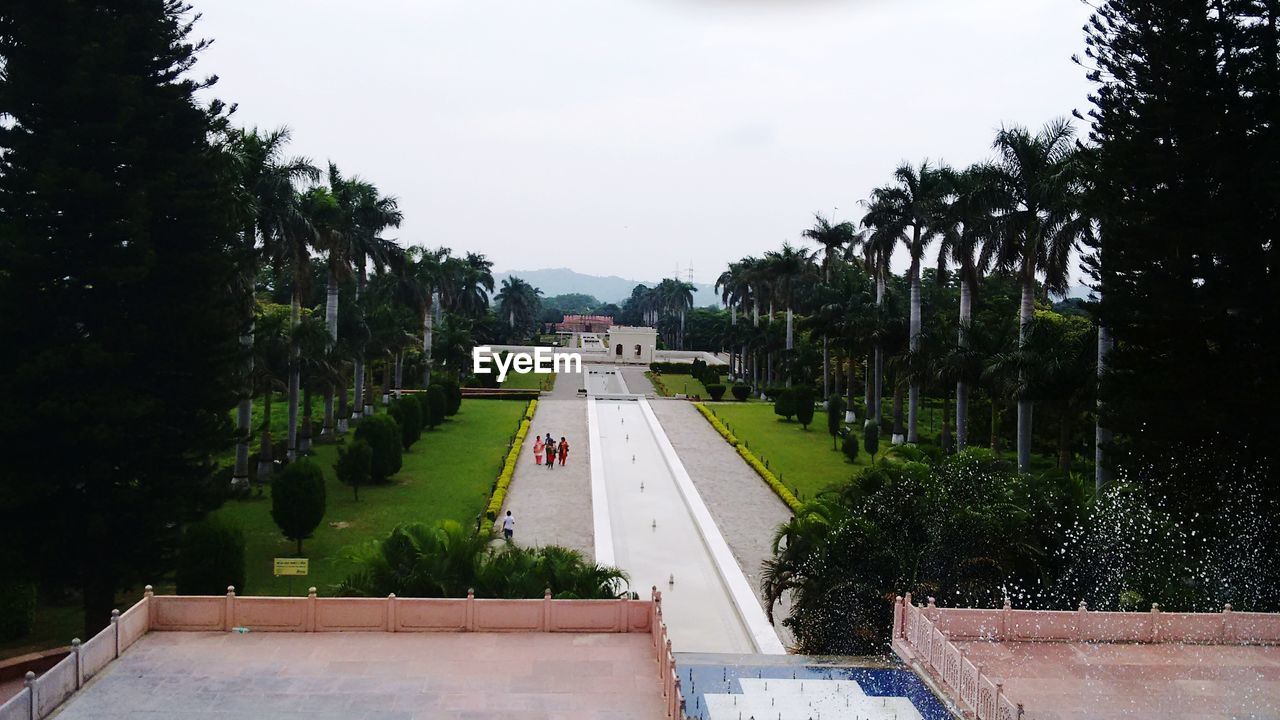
[731,383,750,401]
[176,519,246,596]
[842,431,861,463]
[0,0,246,635]
[388,398,422,450]
[270,459,327,554]
[441,379,463,416]
[336,439,373,501]
[864,421,880,456]
[339,521,629,599]
[354,414,402,483]
[0,582,36,642]
[774,389,797,421]
[794,387,815,429]
[706,384,726,401]
[425,384,446,428]
[827,396,846,450]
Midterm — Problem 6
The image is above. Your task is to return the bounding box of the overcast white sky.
[195,0,1094,285]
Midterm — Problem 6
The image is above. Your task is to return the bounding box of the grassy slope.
[647,372,710,398]
[211,399,526,596]
[500,371,555,391]
[705,402,881,501]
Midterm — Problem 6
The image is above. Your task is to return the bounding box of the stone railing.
[1,586,686,720]
[891,593,1280,720]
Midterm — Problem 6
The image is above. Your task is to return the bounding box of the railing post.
[71,637,82,689]
[543,588,552,632]
[144,584,155,631]
[111,609,121,658]
[617,596,627,633]
[1076,600,1088,642]
[387,594,397,632]
[24,670,35,720]
[306,587,317,632]
[224,586,236,632]
[465,588,475,631]
[1150,602,1161,643]
[1001,598,1012,641]
[1222,603,1233,643]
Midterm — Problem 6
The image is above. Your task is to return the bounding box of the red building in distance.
[555,314,614,333]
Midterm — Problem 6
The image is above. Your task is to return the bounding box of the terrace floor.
[49,631,665,720]
[954,639,1280,720]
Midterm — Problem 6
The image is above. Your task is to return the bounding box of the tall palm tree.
[226,127,318,486]
[864,161,951,443]
[404,246,450,386]
[442,252,495,320]
[982,119,1087,471]
[939,164,1001,450]
[494,275,541,343]
[860,200,903,427]
[762,243,816,385]
[298,183,344,438]
[272,188,323,460]
[346,182,403,422]
[802,213,861,402]
[656,278,695,349]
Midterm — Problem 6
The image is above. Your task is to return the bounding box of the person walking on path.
[544,437,557,470]
[558,437,569,466]
[533,435,545,465]
[502,510,515,540]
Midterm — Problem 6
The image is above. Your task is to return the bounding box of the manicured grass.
[500,371,555,391]
[705,402,881,501]
[648,372,710,399]
[211,399,527,596]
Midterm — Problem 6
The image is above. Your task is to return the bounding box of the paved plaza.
[49,631,665,720]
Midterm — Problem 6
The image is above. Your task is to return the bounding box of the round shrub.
[774,389,797,420]
[827,396,846,450]
[336,438,373,501]
[388,397,422,450]
[354,413,402,482]
[706,384,726,401]
[0,582,36,642]
[731,383,750,401]
[438,378,462,416]
[842,430,861,463]
[864,421,881,456]
[794,387,816,429]
[425,384,446,429]
[176,518,246,595]
[271,459,326,554]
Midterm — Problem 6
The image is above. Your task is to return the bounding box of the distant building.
[556,314,613,333]
[606,325,657,364]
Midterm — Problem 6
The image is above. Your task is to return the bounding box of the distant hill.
[496,267,720,307]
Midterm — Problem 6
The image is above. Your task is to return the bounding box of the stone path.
[645,398,795,642]
[51,631,664,719]
[496,371,594,559]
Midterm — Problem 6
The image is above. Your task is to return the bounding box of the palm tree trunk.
[1016,275,1035,472]
[891,377,905,444]
[337,364,350,434]
[287,292,301,460]
[423,302,434,388]
[323,266,339,438]
[300,382,313,453]
[822,337,830,404]
[872,273,885,426]
[907,258,922,443]
[394,350,404,394]
[257,390,274,483]
[382,353,392,405]
[941,391,952,452]
[1095,323,1113,491]
[956,277,973,450]
[352,263,367,423]
[234,318,253,488]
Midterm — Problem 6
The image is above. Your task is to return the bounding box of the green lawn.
[705,402,882,501]
[500,371,555,391]
[211,399,527,596]
[648,372,710,398]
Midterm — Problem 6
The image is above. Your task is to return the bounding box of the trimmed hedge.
[794,387,815,428]
[693,403,803,513]
[271,459,326,554]
[774,388,797,420]
[706,383,726,401]
[485,399,536,519]
[731,383,750,401]
[388,397,422,450]
[0,582,36,642]
[354,413,402,482]
[336,438,373,501]
[425,384,446,429]
[176,518,246,595]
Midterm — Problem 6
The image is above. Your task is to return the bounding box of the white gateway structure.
[606,325,657,364]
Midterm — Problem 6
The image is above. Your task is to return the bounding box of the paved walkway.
[645,398,795,643]
[51,631,664,720]
[497,372,594,559]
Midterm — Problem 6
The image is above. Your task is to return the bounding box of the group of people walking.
[534,433,569,468]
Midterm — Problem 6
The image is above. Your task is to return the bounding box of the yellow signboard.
[273,558,309,577]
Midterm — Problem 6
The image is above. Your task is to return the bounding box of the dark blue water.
[678,662,951,720]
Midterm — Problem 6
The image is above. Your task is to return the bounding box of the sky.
[194,0,1096,286]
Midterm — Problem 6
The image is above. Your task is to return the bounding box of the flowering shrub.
[694,403,802,513]
[485,399,534,519]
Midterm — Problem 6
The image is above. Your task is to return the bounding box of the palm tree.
[346,182,403,423]
[939,164,1001,450]
[859,202,902,426]
[762,243,816,385]
[250,308,290,484]
[655,278,694,349]
[226,127,318,486]
[802,213,862,402]
[982,119,1087,471]
[441,252,495,320]
[494,275,541,343]
[297,184,344,438]
[404,246,450,386]
[864,161,951,443]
